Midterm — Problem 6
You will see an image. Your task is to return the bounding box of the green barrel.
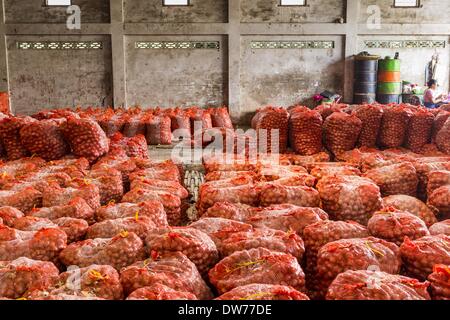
[377,56,401,104]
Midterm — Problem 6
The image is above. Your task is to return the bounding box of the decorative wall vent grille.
[17,41,103,50]
[135,41,220,50]
[365,40,446,49]
[250,41,335,49]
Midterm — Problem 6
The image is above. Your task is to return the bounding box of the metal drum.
[377,57,401,104]
[354,54,379,104]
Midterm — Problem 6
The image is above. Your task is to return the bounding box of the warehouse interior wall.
[0,0,449,123]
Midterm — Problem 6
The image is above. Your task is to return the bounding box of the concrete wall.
[7,35,112,115]
[358,0,450,24]
[125,35,227,108]
[240,36,344,121]
[241,0,346,23]
[124,0,228,23]
[5,0,110,24]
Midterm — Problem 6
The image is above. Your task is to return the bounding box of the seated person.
[424,79,448,109]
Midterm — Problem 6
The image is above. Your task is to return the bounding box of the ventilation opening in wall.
[280,0,307,6]
[163,0,190,6]
[393,0,421,8]
[46,0,71,6]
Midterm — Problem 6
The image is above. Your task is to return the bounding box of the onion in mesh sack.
[432,111,450,142]
[0,187,42,214]
[314,237,401,299]
[0,206,24,226]
[210,107,233,129]
[29,197,95,225]
[353,104,383,148]
[95,201,167,224]
[59,231,146,270]
[363,162,418,197]
[42,184,101,212]
[126,284,197,300]
[145,227,219,276]
[405,108,434,153]
[317,175,382,225]
[119,251,213,299]
[428,185,450,220]
[208,247,306,295]
[0,116,35,160]
[429,220,450,236]
[428,264,450,300]
[0,257,59,299]
[400,234,450,280]
[19,119,69,161]
[382,194,438,227]
[289,107,323,156]
[0,225,67,263]
[216,284,309,300]
[323,112,362,155]
[378,104,413,148]
[436,118,450,154]
[259,183,320,208]
[367,207,430,246]
[251,106,289,154]
[326,270,430,300]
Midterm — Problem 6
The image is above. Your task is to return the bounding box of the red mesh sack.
[203,202,254,221]
[220,228,305,260]
[429,220,450,236]
[314,104,348,120]
[53,218,88,243]
[244,205,329,237]
[0,257,59,299]
[189,108,213,134]
[42,184,101,212]
[169,108,191,133]
[259,183,320,208]
[427,170,450,196]
[0,187,42,213]
[59,231,146,270]
[68,169,123,206]
[145,227,219,275]
[197,184,260,214]
[411,159,450,200]
[122,112,146,138]
[208,247,306,295]
[93,154,137,185]
[119,251,213,299]
[87,216,167,240]
[323,112,362,155]
[210,107,233,129]
[19,120,69,161]
[378,105,413,148]
[26,292,105,300]
[129,166,181,183]
[95,201,167,224]
[326,270,430,300]
[0,225,67,262]
[127,284,197,300]
[251,107,289,153]
[289,107,323,155]
[204,171,257,182]
[216,284,309,300]
[0,117,34,160]
[317,175,382,225]
[405,108,434,152]
[130,178,188,200]
[109,133,148,159]
[363,162,418,197]
[400,234,450,280]
[428,264,450,300]
[97,109,125,137]
[367,208,429,246]
[310,163,361,180]
[315,237,401,298]
[29,197,95,225]
[61,116,109,163]
[432,111,450,142]
[122,188,181,226]
[45,265,123,300]
[353,104,384,148]
[145,115,172,146]
[0,206,24,226]
[381,195,438,227]
[189,218,254,252]
[428,185,450,220]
